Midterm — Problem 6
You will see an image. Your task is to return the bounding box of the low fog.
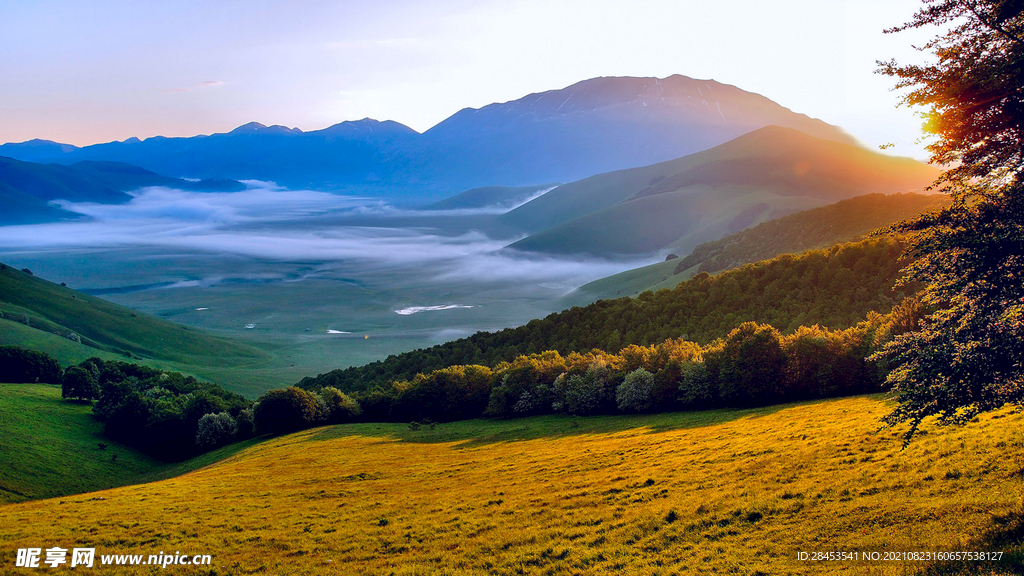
[0,184,651,292]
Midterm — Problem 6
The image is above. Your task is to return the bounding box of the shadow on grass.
[918,508,1024,575]
[302,397,851,449]
[135,437,266,485]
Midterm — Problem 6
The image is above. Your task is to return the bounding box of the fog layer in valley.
[0,183,653,374]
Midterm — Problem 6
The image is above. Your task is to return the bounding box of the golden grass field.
[2,395,1022,575]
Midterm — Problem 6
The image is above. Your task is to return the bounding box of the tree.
[62,366,99,401]
[878,0,1024,188]
[318,386,363,422]
[706,322,787,407]
[0,346,62,384]
[196,412,238,448]
[616,368,655,412]
[551,358,617,415]
[875,187,1024,438]
[876,0,1024,440]
[253,387,321,435]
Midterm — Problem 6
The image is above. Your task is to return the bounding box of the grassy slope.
[502,126,938,255]
[0,316,288,397]
[1,395,1020,574]
[511,184,820,256]
[0,264,266,366]
[0,384,257,504]
[570,192,952,304]
[425,184,553,210]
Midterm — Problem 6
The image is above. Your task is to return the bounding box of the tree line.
[276,298,925,429]
[299,236,916,394]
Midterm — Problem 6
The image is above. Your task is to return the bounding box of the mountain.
[411,75,856,190]
[0,76,857,198]
[0,139,79,163]
[0,263,264,365]
[503,126,940,257]
[568,192,951,304]
[0,156,245,224]
[0,119,420,193]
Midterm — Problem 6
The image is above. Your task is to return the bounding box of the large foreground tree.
[876,0,1024,440]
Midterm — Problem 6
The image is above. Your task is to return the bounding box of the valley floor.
[1,396,1022,574]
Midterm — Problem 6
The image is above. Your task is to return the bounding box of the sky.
[0,0,936,159]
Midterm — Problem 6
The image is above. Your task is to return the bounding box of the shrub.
[253,387,321,435]
[616,368,655,412]
[62,366,99,401]
[196,412,238,448]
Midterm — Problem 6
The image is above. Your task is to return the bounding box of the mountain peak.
[318,118,420,136]
[228,122,301,135]
[230,121,267,133]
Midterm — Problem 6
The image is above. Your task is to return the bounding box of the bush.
[196,412,238,448]
[616,368,655,412]
[62,366,99,401]
[253,387,321,435]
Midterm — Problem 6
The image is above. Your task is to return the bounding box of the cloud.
[0,184,650,294]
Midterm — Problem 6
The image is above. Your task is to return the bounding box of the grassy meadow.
[1,394,1022,574]
[0,384,255,505]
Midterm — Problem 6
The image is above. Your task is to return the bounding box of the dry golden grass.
[2,395,1022,575]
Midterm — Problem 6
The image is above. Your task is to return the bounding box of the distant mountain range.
[0,157,243,224]
[0,75,858,200]
[502,126,940,257]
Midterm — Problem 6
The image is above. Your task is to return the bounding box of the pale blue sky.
[0,0,935,159]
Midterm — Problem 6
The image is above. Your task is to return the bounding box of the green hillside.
[0,383,254,503]
[571,192,950,303]
[0,263,265,366]
[298,236,914,393]
[503,126,938,256]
